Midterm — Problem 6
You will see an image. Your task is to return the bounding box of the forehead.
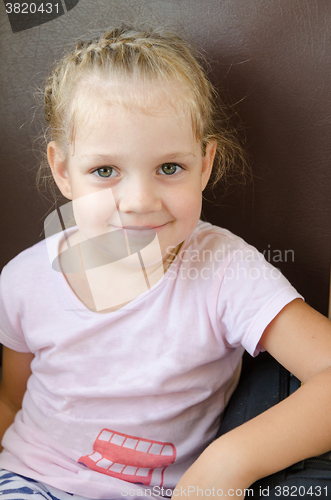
[68,77,199,143]
[73,104,198,163]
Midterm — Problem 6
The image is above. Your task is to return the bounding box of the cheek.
[171,185,202,221]
[72,188,121,238]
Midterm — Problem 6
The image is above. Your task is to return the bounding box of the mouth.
[111,223,168,232]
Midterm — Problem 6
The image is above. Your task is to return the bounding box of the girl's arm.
[173,299,331,499]
[0,346,34,451]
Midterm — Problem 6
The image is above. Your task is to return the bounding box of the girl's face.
[48,84,216,263]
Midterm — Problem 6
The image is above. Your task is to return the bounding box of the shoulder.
[171,220,259,290]
[185,220,251,261]
[1,232,62,296]
[0,233,64,344]
[2,238,49,282]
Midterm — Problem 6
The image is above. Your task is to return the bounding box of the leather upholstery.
[0,0,330,314]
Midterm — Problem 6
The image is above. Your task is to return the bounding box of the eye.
[158,163,183,175]
[93,167,118,178]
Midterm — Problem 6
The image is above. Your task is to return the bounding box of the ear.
[47,142,72,200]
[201,140,217,191]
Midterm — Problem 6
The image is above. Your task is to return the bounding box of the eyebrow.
[80,152,196,162]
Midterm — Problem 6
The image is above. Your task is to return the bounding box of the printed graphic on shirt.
[78,429,176,486]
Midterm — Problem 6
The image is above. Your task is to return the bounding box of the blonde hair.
[39,25,246,195]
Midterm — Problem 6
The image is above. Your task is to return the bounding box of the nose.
[117,174,162,214]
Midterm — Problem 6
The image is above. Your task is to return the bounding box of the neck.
[58,229,183,313]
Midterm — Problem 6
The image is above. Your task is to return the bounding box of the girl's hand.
[171,443,247,500]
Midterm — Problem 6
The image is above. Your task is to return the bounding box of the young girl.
[0,26,331,500]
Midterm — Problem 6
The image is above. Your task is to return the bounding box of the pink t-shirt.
[0,221,302,499]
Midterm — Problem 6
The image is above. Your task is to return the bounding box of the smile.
[111,223,168,234]
[114,223,168,229]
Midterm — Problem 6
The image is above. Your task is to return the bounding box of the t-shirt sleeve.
[217,244,304,357]
[0,265,31,353]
